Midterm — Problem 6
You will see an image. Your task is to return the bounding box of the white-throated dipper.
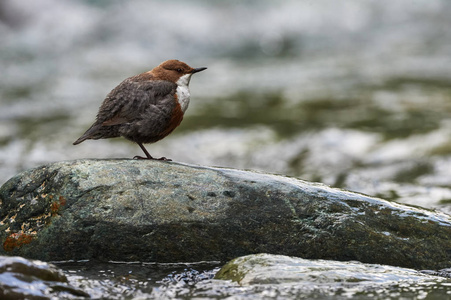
[73,59,207,160]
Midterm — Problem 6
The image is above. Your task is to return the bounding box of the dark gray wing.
[73,77,176,144]
[97,78,177,125]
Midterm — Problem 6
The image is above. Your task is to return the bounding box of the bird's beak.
[192,67,207,74]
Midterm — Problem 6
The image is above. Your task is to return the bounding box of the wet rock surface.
[0,159,450,269]
[0,255,88,299]
[1,254,449,300]
[215,253,449,286]
[212,253,451,299]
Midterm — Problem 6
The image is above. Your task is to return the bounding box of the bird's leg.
[136,142,153,159]
[134,142,172,161]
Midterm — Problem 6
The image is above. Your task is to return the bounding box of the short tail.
[73,124,101,145]
[73,135,89,145]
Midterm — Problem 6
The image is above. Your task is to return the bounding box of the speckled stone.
[0,159,450,269]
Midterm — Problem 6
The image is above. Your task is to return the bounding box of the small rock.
[215,253,448,286]
[0,255,88,299]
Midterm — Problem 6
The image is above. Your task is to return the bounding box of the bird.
[73,59,207,160]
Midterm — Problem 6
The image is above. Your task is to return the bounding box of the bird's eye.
[176,68,182,73]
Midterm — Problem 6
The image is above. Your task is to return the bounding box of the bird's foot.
[155,156,172,161]
[133,155,172,161]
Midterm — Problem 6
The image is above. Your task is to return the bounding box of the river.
[1,0,451,298]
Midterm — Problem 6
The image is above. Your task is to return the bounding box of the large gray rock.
[0,159,450,269]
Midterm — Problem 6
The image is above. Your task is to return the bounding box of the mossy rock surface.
[0,159,450,269]
[214,253,450,286]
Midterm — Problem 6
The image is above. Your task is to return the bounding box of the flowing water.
[1,0,451,298]
[54,259,450,299]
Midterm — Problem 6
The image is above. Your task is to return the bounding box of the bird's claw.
[157,157,172,161]
[133,155,171,161]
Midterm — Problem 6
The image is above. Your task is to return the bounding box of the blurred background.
[1,0,451,213]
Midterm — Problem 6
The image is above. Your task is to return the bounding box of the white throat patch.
[176,74,192,113]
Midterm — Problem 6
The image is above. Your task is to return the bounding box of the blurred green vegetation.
[182,76,451,140]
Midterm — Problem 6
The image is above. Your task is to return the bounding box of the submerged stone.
[0,159,450,269]
[214,253,449,286]
[213,253,451,299]
[0,255,88,299]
